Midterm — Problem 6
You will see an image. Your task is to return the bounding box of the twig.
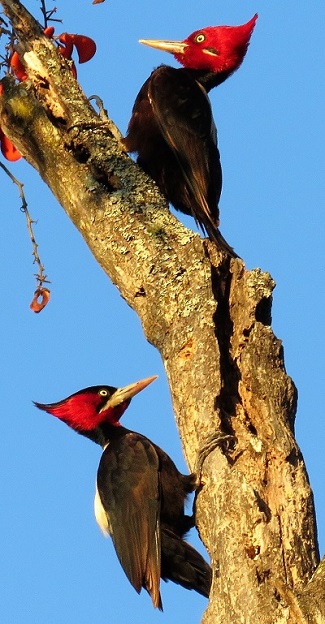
[39,0,61,29]
[0,160,51,310]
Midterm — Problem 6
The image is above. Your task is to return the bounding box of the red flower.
[9,51,27,81]
[0,85,22,161]
[9,27,96,81]
[2,27,96,162]
[0,128,22,161]
[58,33,97,64]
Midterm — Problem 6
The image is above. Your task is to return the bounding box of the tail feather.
[161,528,212,598]
[204,223,239,259]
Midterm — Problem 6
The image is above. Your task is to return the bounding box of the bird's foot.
[76,95,124,143]
[194,431,236,485]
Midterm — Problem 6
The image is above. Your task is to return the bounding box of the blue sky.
[1,1,324,622]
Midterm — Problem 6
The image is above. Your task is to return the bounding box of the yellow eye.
[99,389,108,397]
[195,33,205,44]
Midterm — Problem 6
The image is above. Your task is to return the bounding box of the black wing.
[123,66,236,256]
[96,432,162,609]
[148,66,221,233]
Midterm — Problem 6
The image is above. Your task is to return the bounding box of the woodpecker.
[123,15,257,256]
[34,376,211,609]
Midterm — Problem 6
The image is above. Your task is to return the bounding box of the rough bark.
[0,1,324,622]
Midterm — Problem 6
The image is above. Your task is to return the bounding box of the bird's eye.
[99,389,108,397]
[195,34,206,44]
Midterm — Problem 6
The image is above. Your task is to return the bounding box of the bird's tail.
[161,528,212,598]
[205,223,239,258]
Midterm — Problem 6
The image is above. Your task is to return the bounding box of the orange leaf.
[30,288,51,313]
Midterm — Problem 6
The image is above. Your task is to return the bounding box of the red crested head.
[140,14,257,75]
[34,376,157,434]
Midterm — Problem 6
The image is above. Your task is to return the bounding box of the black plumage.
[123,15,258,255]
[35,379,211,609]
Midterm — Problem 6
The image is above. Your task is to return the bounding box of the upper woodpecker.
[34,376,211,609]
[123,15,257,256]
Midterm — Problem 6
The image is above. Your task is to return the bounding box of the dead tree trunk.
[0,1,324,621]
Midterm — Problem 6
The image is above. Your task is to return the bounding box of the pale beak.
[139,38,188,55]
[100,375,158,411]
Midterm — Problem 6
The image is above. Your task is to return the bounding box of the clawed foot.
[194,431,236,484]
[78,95,124,143]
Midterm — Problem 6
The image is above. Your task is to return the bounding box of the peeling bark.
[0,1,324,622]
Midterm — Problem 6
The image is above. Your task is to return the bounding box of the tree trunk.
[0,1,323,621]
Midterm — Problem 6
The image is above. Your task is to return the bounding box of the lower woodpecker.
[34,376,211,609]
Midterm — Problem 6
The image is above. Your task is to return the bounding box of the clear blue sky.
[1,1,324,622]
